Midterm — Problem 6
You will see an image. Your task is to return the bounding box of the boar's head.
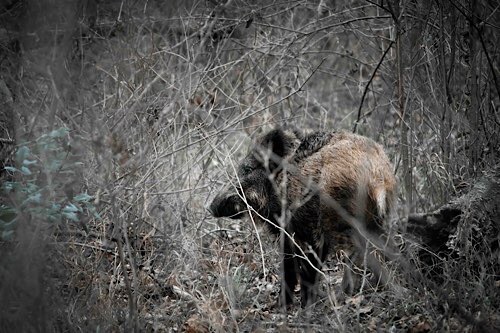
[209,129,298,223]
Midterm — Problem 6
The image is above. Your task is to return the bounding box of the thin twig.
[0,138,14,144]
[353,40,395,133]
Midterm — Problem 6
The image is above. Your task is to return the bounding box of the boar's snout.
[209,191,245,219]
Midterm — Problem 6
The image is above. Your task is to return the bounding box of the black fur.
[293,131,333,163]
[281,192,328,305]
[210,128,331,307]
[253,129,297,172]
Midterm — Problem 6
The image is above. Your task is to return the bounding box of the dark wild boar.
[209,128,397,306]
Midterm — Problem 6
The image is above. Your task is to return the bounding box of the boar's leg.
[280,239,299,306]
[299,243,328,307]
[341,253,361,295]
[341,228,391,294]
[292,195,326,306]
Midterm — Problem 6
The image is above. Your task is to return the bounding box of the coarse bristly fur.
[209,128,397,307]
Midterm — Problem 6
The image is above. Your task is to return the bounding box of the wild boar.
[209,128,397,306]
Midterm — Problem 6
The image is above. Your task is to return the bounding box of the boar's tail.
[373,186,388,218]
[372,182,394,222]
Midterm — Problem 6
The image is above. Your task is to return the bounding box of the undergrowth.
[0,0,499,332]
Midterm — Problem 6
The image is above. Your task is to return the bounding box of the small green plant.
[0,127,99,240]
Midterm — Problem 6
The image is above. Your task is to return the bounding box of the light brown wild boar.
[209,128,397,307]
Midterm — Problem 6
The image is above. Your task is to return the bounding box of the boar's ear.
[256,128,297,172]
[259,128,291,158]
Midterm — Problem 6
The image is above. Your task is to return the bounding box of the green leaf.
[74,193,93,202]
[1,230,14,240]
[46,204,62,223]
[20,166,32,175]
[22,192,41,205]
[48,127,69,138]
[89,206,101,219]
[24,182,39,194]
[2,181,17,192]
[4,166,18,173]
[38,140,57,151]
[62,211,79,222]
[22,159,37,166]
[0,205,17,223]
[15,146,31,163]
[63,203,81,213]
[28,192,42,203]
[48,159,62,172]
[0,218,17,229]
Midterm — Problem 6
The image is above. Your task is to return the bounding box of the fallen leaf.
[410,320,432,333]
[184,314,209,333]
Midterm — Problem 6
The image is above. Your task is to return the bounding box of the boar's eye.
[239,159,260,176]
[239,165,253,176]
